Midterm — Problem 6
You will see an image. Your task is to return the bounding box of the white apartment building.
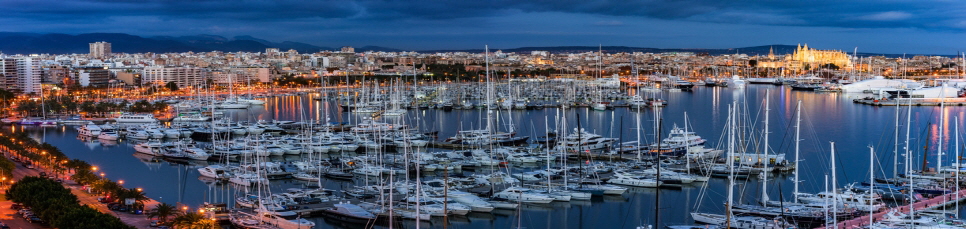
[0,57,42,94]
[142,66,205,88]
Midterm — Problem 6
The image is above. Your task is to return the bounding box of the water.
[14,85,966,228]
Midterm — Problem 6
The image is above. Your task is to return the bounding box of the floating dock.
[816,189,966,229]
[853,98,966,106]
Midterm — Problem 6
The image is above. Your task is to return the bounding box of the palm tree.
[170,212,216,229]
[147,203,177,223]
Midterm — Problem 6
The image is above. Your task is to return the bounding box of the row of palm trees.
[147,203,216,228]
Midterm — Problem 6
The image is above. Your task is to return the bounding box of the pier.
[853,98,966,106]
[816,190,966,229]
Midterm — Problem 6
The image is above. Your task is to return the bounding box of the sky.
[2,0,965,54]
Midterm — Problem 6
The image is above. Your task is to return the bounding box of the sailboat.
[690,102,795,229]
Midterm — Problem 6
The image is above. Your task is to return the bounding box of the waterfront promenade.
[8,159,158,229]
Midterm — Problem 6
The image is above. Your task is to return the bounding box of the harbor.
[4,81,965,229]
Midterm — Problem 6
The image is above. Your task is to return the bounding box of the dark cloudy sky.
[2,0,964,53]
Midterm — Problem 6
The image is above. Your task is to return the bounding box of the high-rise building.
[0,58,17,92]
[89,42,112,58]
[0,57,42,94]
[142,66,206,88]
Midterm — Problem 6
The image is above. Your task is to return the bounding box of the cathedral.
[787,44,852,70]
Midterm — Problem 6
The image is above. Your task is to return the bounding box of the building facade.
[89,42,112,58]
[142,66,205,88]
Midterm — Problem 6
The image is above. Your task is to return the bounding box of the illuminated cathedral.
[786,43,852,70]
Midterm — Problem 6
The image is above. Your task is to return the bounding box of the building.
[115,72,140,85]
[341,46,355,53]
[0,57,43,94]
[89,42,112,58]
[43,66,71,84]
[787,44,852,70]
[142,66,206,88]
[75,67,111,87]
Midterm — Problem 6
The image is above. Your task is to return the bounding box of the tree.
[170,212,216,229]
[148,203,177,223]
[165,82,180,92]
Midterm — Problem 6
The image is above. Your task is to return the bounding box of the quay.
[816,189,966,229]
[853,98,966,106]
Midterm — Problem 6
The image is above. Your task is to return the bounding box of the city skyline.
[2,0,965,54]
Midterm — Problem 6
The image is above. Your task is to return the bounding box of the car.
[0,222,9,229]
[157,226,170,229]
[117,206,128,212]
[10,204,21,210]
[38,172,46,177]
[150,220,159,227]
[25,164,33,169]
[27,217,42,224]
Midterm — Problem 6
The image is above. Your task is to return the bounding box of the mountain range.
[0,32,943,57]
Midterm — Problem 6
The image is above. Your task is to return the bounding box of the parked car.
[27,216,42,224]
[0,222,10,229]
[150,220,159,227]
[10,203,21,210]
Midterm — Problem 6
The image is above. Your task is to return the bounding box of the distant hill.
[0,32,949,57]
[0,32,333,54]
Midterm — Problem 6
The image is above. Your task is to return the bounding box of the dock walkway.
[817,190,966,229]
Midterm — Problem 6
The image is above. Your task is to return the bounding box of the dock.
[853,98,966,106]
[816,189,966,229]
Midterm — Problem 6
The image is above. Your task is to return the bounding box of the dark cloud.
[2,0,962,29]
[0,0,964,53]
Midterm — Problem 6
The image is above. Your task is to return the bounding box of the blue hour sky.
[2,0,964,54]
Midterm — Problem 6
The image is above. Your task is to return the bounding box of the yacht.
[133,141,165,156]
[114,114,159,123]
[258,210,316,229]
[319,203,375,224]
[77,122,103,136]
[97,130,120,141]
[198,165,232,180]
[493,187,554,204]
[607,172,660,188]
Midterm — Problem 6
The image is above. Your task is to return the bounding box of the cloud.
[858,11,913,21]
[594,20,624,26]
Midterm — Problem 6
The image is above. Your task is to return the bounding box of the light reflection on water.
[13,84,966,228]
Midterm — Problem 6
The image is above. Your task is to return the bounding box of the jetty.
[816,189,966,229]
[853,98,966,106]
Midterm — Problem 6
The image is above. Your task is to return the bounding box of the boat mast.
[831,141,837,229]
[957,116,961,218]
[939,83,946,176]
[794,100,802,203]
[894,96,901,179]
[868,146,874,227]
[726,103,735,227]
[761,90,770,204]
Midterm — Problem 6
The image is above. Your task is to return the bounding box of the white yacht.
[493,187,554,204]
[133,141,165,156]
[97,130,120,141]
[198,165,232,180]
[114,114,159,123]
[258,209,316,229]
[77,122,103,136]
[607,172,660,188]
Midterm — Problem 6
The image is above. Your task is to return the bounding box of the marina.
[9,81,966,229]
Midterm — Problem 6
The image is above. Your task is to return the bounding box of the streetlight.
[136,188,142,192]
[91,166,98,171]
